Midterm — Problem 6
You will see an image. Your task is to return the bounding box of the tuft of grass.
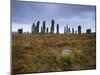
[60,55,81,70]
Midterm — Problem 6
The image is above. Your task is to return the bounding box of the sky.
[12,0,96,33]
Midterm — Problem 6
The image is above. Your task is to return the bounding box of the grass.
[59,54,81,70]
[12,34,96,74]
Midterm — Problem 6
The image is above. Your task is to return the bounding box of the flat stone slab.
[61,49,72,55]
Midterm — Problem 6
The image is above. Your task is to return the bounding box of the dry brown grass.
[12,34,96,74]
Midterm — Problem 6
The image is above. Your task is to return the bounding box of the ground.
[12,34,96,74]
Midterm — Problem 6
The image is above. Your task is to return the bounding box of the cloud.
[12,1,96,33]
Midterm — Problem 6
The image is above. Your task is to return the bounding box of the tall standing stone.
[68,27,70,34]
[43,21,46,33]
[50,20,55,34]
[72,27,74,34]
[64,25,69,35]
[66,25,68,34]
[41,26,43,33]
[31,23,35,34]
[56,24,59,34]
[75,30,77,34]
[46,27,49,33]
[36,21,40,33]
[78,25,81,34]
[64,26,66,35]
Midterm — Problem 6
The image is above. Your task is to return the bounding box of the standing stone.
[86,29,91,34]
[46,27,49,33]
[68,27,70,34]
[41,26,43,33]
[31,23,35,34]
[50,20,55,34]
[36,21,40,33]
[78,25,81,34]
[72,27,74,34]
[43,21,46,33]
[56,24,59,34]
[64,26,66,35]
[18,28,23,34]
[64,25,69,35]
[66,25,68,34]
[75,30,77,34]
